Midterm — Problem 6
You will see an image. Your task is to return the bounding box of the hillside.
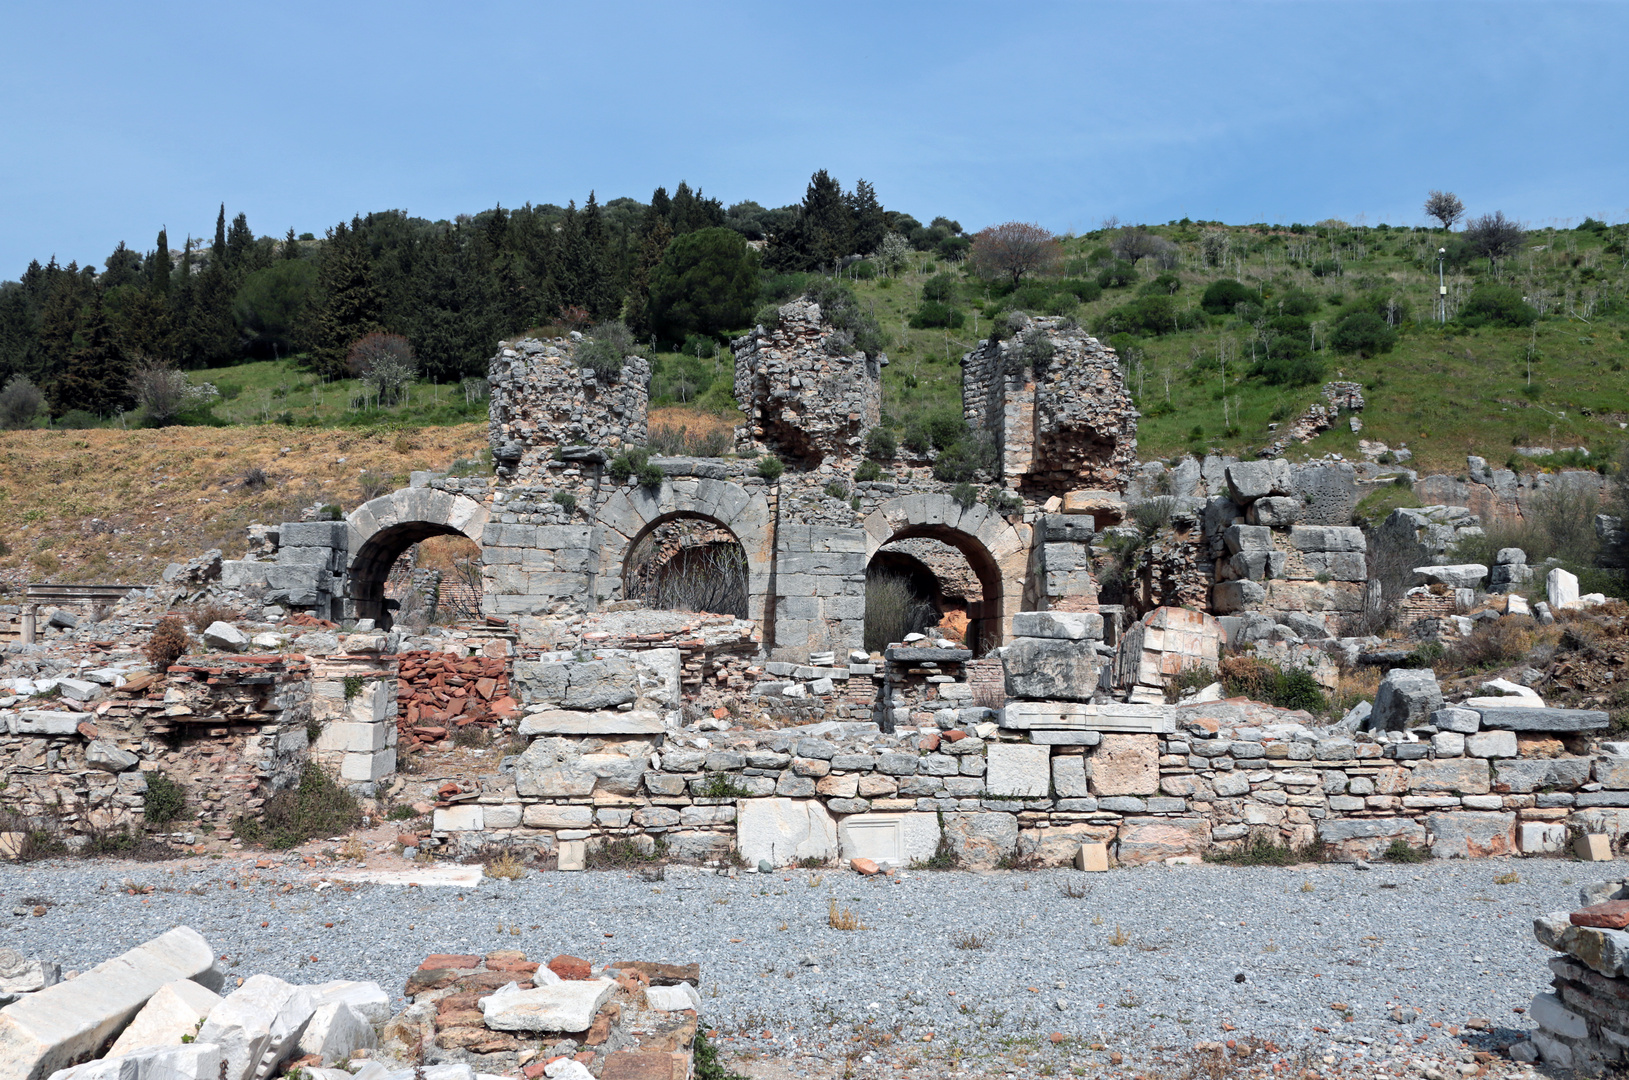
[0,423,487,594]
[837,218,1628,474]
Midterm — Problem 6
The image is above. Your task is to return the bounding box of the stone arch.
[593,478,774,624]
[346,489,491,627]
[863,494,1031,652]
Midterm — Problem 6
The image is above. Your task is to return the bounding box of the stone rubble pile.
[394,949,698,1078]
[0,925,699,1080]
[1524,880,1629,1069]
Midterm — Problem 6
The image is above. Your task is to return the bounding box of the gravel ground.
[0,854,1589,1078]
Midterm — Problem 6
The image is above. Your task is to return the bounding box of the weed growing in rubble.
[484,851,527,880]
[342,676,364,701]
[954,932,987,949]
[144,616,189,672]
[692,1029,750,1080]
[185,603,237,633]
[1108,925,1131,946]
[1382,838,1429,863]
[827,899,867,930]
[701,772,752,798]
[386,804,418,822]
[143,772,187,826]
[1205,834,1329,867]
[585,836,668,870]
[1494,870,1521,885]
[235,763,360,849]
[755,455,784,482]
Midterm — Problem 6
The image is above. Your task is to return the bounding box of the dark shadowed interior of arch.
[350,521,478,629]
[623,514,748,619]
[866,524,1003,655]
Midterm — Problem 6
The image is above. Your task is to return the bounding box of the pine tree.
[623,216,673,339]
[50,291,134,418]
[227,212,255,274]
[281,228,301,261]
[101,242,145,290]
[847,179,887,256]
[578,193,618,320]
[767,170,854,271]
[34,260,86,391]
[309,221,384,378]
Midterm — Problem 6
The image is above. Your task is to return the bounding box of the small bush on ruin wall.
[235,763,360,850]
[143,772,187,826]
[144,616,189,673]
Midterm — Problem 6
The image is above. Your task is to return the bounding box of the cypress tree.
[211,204,227,267]
[151,229,172,295]
[281,228,301,261]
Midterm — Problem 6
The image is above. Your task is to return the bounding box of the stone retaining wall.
[0,655,312,839]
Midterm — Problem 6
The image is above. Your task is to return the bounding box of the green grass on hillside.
[839,218,1629,474]
[191,359,489,428]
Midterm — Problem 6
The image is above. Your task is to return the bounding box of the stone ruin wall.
[961,316,1140,497]
[732,298,883,465]
[487,334,651,483]
[0,655,312,842]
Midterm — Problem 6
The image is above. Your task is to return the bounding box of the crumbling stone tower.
[732,298,884,465]
[962,315,1139,495]
[488,335,651,481]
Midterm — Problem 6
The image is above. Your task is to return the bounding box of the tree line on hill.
[0,171,965,422]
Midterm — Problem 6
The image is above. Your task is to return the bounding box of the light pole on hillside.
[1436,247,1448,323]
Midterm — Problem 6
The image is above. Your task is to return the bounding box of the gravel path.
[0,854,1584,1077]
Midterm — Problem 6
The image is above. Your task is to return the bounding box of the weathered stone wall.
[487,335,651,482]
[0,656,312,840]
[961,316,1139,495]
[732,299,883,465]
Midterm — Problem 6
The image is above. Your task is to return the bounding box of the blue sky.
[2,1,1624,277]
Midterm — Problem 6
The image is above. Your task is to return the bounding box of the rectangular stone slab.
[1473,707,1608,732]
[481,978,615,1032]
[883,648,972,663]
[517,710,665,736]
[999,701,1174,734]
[0,926,214,1080]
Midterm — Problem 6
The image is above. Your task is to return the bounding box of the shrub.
[1017,332,1056,372]
[864,426,897,461]
[1451,617,1538,669]
[143,772,187,825]
[1278,288,1322,316]
[864,573,938,653]
[576,321,635,379]
[345,333,417,405]
[0,376,43,430]
[608,448,664,487]
[236,763,361,849]
[755,455,784,482]
[950,482,978,509]
[1201,279,1257,315]
[1060,278,1102,303]
[909,300,965,329]
[854,460,881,483]
[1460,284,1538,328]
[1257,353,1327,386]
[1095,261,1138,289]
[144,616,189,672]
[186,602,237,633]
[1138,271,1182,296]
[1093,295,1201,336]
[931,435,997,483]
[1219,656,1327,712]
[1331,312,1398,356]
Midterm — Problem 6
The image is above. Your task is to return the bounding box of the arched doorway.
[346,490,490,628]
[593,477,773,624]
[622,515,749,619]
[861,494,1031,655]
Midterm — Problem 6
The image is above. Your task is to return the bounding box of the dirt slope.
[0,423,488,596]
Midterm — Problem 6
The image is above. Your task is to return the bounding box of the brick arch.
[863,494,1031,651]
[592,478,775,624]
[346,489,491,627]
